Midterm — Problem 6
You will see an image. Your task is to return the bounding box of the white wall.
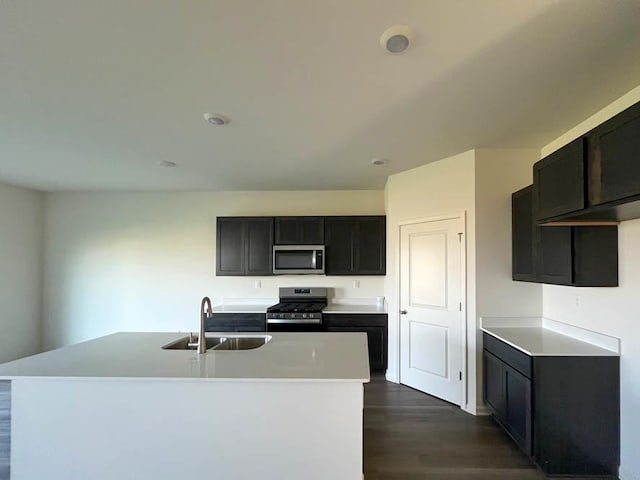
[474,149,542,410]
[42,190,384,349]
[0,183,43,363]
[384,149,543,414]
[541,84,640,480]
[384,150,478,410]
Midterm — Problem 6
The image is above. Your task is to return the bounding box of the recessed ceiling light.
[380,25,415,54]
[159,160,177,167]
[371,158,390,166]
[203,113,229,125]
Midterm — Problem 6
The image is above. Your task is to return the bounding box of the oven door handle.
[266,318,322,324]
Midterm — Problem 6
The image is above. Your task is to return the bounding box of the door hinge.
[458,232,463,242]
[459,371,462,381]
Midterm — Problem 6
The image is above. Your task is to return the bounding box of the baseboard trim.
[620,466,640,480]
[475,404,490,416]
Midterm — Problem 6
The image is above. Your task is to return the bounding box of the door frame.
[394,211,468,409]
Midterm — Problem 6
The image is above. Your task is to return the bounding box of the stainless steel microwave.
[273,245,325,275]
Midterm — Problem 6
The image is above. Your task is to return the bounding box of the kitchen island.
[0,332,370,480]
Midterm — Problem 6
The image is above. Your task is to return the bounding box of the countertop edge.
[480,326,620,357]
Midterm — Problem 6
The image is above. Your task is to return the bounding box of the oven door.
[273,245,324,274]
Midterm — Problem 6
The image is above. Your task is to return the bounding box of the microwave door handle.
[312,250,317,269]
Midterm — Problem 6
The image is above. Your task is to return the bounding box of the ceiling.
[1,0,640,192]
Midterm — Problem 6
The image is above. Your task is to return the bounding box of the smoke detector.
[380,25,415,54]
[203,113,229,125]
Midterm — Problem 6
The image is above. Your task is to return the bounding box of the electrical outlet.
[353,280,360,288]
[255,280,262,289]
[574,295,581,308]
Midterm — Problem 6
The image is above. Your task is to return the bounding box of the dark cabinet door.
[325,217,355,275]
[512,187,536,281]
[216,217,273,276]
[536,226,573,285]
[483,350,505,420]
[274,217,324,245]
[355,217,386,275]
[325,216,386,275]
[533,137,586,221]
[245,218,273,275]
[216,217,245,275]
[326,325,387,372]
[573,226,618,287]
[503,364,532,456]
[589,102,640,206]
[324,314,388,372]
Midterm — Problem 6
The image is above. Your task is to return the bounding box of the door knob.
[400,310,407,315]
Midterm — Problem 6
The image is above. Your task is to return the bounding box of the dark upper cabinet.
[532,100,640,224]
[512,185,618,286]
[216,217,273,276]
[274,216,324,245]
[589,101,640,206]
[216,217,245,276]
[325,216,386,275]
[512,187,536,282]
[533,137,586,222]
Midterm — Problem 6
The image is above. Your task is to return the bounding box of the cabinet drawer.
[483,333,532,378]
[206,313,266,331]
[323,313,387,327]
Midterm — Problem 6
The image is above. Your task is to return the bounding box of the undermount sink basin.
[162,336,225,350]
[162,334,271,351]
[211,335,272,351]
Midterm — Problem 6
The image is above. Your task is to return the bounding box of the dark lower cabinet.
[483,333,619,477]
[323,314,387,372]
[512,185,619,286]
[216,217,274,276]
[205,313,266,332]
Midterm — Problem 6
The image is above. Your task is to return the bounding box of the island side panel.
[11,378,364,480]
[0,381,9,480]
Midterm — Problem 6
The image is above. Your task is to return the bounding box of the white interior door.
[399,216,464,405]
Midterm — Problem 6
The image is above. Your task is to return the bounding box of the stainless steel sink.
[162,334,271,351]
[162,335,226,350]
[211,335,272,351]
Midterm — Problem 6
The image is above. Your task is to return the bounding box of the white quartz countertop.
[212,304,272,313]
[481,318,619,357]
[0,332,370,382]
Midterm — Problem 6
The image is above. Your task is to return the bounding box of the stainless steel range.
[266,287,327,331]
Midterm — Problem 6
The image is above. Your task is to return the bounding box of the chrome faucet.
[198,297,212,354]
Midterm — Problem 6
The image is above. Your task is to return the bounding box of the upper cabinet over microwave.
[274,217,324,245]
[534,100,640,225]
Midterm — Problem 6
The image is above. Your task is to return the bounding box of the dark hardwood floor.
[364,376,561,480]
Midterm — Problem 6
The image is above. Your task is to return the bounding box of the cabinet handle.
[400,310,407,315]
